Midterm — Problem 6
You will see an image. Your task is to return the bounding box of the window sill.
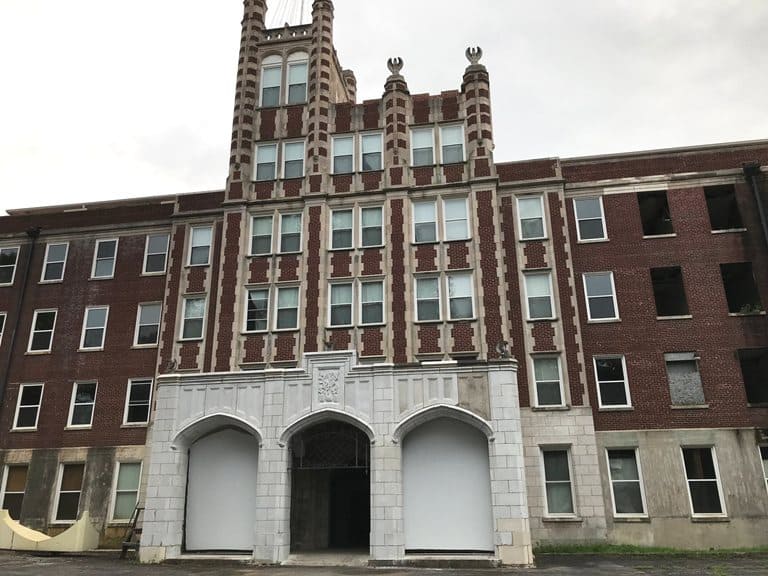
[711,228,747,234]
[65,426,92,431]
[248,253,274,258]
[77,348,104,353]
[178,338,204,343]
[598,406,634,412]
[89,276,115,281]
[359,323,386,328]
[131,344,159,350]
[532,405,570,412]
[280,176,305,182]
[728,311,766,317]
[277,251,303,256]
[613,516,650,523]
[747,403,768,408]
[273,328,300,333]
[642,233,677,240]
[587,318,621,324]
[411,163,437,169]
[242,330,269,336]
[542,516,582,523]
[577,238,609,244]
[361,244,386,250]
[25,350,52,355]
[185,263,210,269]
[327,325,354,330]
[519,237,548,243]
[690,516,729,523]
[141,271,167,277]
[39,279,64,285]
[448,317,476,323]
[656,315,693,321]
[121,423,148,429]
[414,319,443,325]
[670,404,709,410]
[10,428,37,433]
[411,240,440,247]
[527,317,558,323]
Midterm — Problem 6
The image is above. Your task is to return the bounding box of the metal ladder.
[120,505,144,559]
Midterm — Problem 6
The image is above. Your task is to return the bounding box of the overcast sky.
[1,0,767,213]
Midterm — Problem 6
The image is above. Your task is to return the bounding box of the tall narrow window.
[651,267,690,318]
[583,272,619,321]
[143,233,169,274]
[638,190,674,236]
[189,226,212,266]
[533,356,563,407]
[666,352,705,406]
[286,55,308,104]
[411,128,434,167]
[574,197,606,241]
[276,287,299,330]
[245,289,269,332]
[41,243,69,282]
[255,144,277,181]
[416,277,440,321]
[720,262,763,314]
[524,273,554,320]
[705,185,743,231]
[251,216,273,255]
[594,356,631,407]
[361,133,382,171]
[413,201,437,243]
[607,449,646,516]
[28,309,57,352]
[80,306,109,350]
[333,136,354,174]
[181,297,206,340]
[55,464,84,522]
[1,465,28,520]
[443,197,469,241]
[329,283,353,327]
[360,281,384,325]
[440,125,464,164]
[67,382,97,428]
[134,303,161,346]
[738,348,768,405]
[360,207,383,247]
[283,141,305,179]
[92,239,118,279]
[0,247,20,285]
[518,197,545,240]
[447,273,474,320]
[542,449,574,515]
[260,61,282,107]
[682,447,725,516]
[111,462,141,521]
[0,312,6,347]
[13,384,43,430]
[124,379,152,425]
[280,213,302,253]
[331,210,353,249]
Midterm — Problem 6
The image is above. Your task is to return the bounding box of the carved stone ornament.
[466,46,483,65]
[317,370,340,403]
[387,57,404,76]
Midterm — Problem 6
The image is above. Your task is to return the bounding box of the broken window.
[638,191,674,236]
[665,352,705,406]
[651,267,690,317]
[738,348,768,405]
[720,263,763,314]
[705,185,744,231]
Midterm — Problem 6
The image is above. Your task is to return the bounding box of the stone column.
[461,47,495,180]
[306,0,335,178]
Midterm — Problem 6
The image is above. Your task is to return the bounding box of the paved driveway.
[2,552,767,576]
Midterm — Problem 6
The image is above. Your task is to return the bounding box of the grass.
[532,543,768,556]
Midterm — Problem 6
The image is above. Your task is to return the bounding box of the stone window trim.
[530,354,566,409]
[582,271,620,322]
[593,355,632,409]
[411,196,471,245]
[79,305,109,351]
[539,445,578,518]
[133,302,162,348]
[187,225,213,267]
[680,446,728,519]
[90,238,119,280]
[27,309,57,354]
[0,246,20,286]
[180,295,207,342]
[142,233,170,276]
[324,205,385,251]
[413,272,476,323]
[573,196,608,243]
[325,279,386,329]
[40,241,69,283]
[12,383,44,431]
[109,461,142,524]
[123,378,153,427]
[66,381,97,430]
[51,462,85,525]
[278,212,303,255]
[605,447,648,518]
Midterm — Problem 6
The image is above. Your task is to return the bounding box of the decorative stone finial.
[466,46,483,65]
[387,57,404,76]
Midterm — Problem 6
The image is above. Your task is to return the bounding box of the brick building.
[0,0,766,566]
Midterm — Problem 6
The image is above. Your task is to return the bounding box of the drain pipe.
[743,162,768,250]
[0,227,41,407]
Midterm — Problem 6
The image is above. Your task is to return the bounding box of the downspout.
[0,227,41,409]
[743,162,768,250]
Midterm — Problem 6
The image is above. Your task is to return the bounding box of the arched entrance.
[289,420,370,551]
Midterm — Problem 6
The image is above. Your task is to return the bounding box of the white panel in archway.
[402,418,494,552]
[186,428,259,551]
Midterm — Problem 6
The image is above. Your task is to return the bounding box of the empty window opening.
[651,267,690,317]
[720,263,763,314]
[738,348,768,405]
[665,352,705,406]
[638,191,674,236]
[705,185,744,231]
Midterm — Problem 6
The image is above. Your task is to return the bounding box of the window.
[0,312,5,346]
[41,243,69,282]
[13,384,43,430]
[411,128,434,167]
[574,197,606,241]
[413,201,437,243]
[721,262,763,314]
[0,247,19,285]
[333,136,354,174]
[331,209,353,250]
[143,233,169,274]
[55,463,84,522]
[361,207,383,247]
[705,185,743,231]
[124,379,152,425]
[80,306,109,350]
[28,309,57,352]
[682,447,725,516]
[761,446,768,493]
[447,273,474,320]
[250,216,273,255]
[517,196,545,240]
[443,197,469,241]
[255,144,277,181]
[416,277,440,322]
[134,303,161,346]
[651,267,690,318]
[594,356,631,407]
[524,273,554,320]
[607,449,646,516]
[286,57,308,104]
[666,352,705,406]
[542,449,574,515]
[533,356,563,407]
[111,462,141,522]
[283,141,305,179]
[360,281,384,325]
[329,283,353,327]
[738,348,768,405]
[67,382,97,428]
[245,289,269,332]
[440,125,464,164]
[260,60,281,107]
[275,286,299,330]
[583,272,619,321]
[638,190,674,236]
[181,297,206,340]
[1,465,28,520]
[188,226,212,266]
[361,133,382,171]
[91,239,118,279]
[280,213,302,253]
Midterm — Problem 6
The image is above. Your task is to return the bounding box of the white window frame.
[278,213,303,254]
[681,446,727,518]
[439,124,465,164]
[593,355,632,408]
[282,140,305,179]
[412,200,438,244]
[109,461,142,523]
[606,447,648,518]
[188,226,212,267]
[359,279,385,326]
[442,197,470,241]
[574,196,608,242]
[330,208,354,250]
[13,383,44,431]
[244,287,270,333]
[524,272,555,321]
[0,464,28,519]
[79,306,109,351]
[123,378,153,426]
[540,447,577,517]
[332,135,355,174]
[260,57,282,108]
[328,282,354,328]
[274,286,300,331]
[532,355,565,408]
[41,242,69,283]
[91,239,118,279]
[254,143,278,182]
[360,132,383,172]
[0,246,20,286]
[250,215,274,256]
[446,272,475,320]
[133,302,162,347]
[517,196,547,241]
[410,127,435,167]
[285,52,308,105]
[360,206,384,248]
[142,233,169,275]
[0,312,6,347]
[52,463,84,524]
[760,445,768,496]
[66,381,97,429]
[27,309,57,353]
[181,296,207,341]
[414,276,442,322]
[583,271,620,322]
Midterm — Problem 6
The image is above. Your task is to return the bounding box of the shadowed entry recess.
[290,421,370,552]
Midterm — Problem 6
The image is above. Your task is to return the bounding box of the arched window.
[261,54,282,108]
[286,52,308,104]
